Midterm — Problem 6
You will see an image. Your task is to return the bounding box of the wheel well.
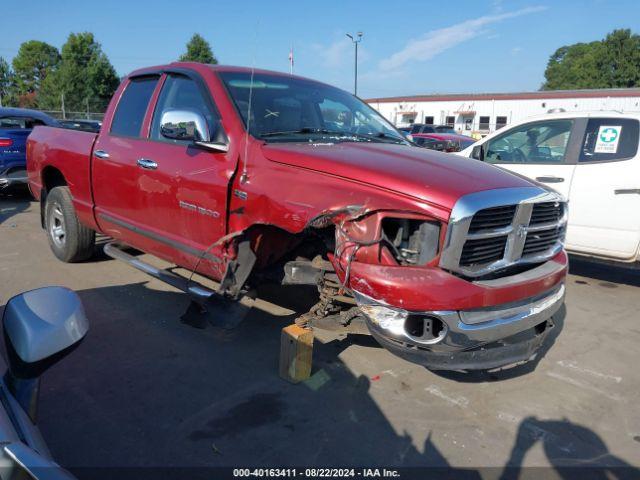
[40,167,67,228]
[42,167,67,192]
[247,224,335,268]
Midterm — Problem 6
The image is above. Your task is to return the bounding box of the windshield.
[219,72,406,145]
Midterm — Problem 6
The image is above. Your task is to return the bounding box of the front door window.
[485,119,574,164]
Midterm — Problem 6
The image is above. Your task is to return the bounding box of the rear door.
[483,118,579,200]
[92,75,161,247]
[567,117,640,260]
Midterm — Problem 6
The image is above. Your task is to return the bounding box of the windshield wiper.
[261,128,337,138]
[261,128,405,144]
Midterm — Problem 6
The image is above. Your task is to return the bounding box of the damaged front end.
[291,187,568,371]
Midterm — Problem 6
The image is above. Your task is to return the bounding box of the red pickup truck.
[27,63,568,371]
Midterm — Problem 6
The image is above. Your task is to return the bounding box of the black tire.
[45,186,95,262]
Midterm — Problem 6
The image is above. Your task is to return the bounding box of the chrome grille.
[439,187,567,278]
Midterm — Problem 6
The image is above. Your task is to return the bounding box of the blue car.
[0,108,59,190]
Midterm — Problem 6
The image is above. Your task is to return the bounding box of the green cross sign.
[600,127,618,143]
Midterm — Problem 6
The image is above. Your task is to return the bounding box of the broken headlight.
[381,218,440,266]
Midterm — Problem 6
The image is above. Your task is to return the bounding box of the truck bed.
[27,125,99,229]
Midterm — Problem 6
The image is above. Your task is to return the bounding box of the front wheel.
[45,186,95,263]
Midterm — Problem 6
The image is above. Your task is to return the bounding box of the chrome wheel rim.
[49,204,66,248]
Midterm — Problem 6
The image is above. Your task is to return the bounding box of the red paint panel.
[26,126,99,230]
[340,251,568,311]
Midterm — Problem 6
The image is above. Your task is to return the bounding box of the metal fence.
[39,110,105,121]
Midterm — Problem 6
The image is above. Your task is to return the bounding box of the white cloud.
[312,38,370,69]
[492,0,506,12]
[511,46,523,55]
[312,39,350,68]
[378,6,547,71]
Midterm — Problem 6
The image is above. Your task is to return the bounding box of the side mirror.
[160,109,229,153]
[471,145,484,161]
[3,287,88,420]
[160,109,210,142]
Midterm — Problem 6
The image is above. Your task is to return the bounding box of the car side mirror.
[160,109,209,142]
[471,145,484,161]
[3,287,88,420]
[160,109,228,153]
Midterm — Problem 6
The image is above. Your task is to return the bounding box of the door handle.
[536,176,564,183]
[94,150,110,159]
[136,158,158,170]
[614,188,640,195]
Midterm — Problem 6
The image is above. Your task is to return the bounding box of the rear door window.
[110,76,159,137]
[579,118,639,163]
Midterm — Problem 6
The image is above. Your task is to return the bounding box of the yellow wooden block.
[279,324,314,383]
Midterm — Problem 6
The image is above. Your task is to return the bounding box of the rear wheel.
[45,186,95,262]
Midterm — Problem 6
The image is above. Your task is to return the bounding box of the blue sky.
[2,0,639,98]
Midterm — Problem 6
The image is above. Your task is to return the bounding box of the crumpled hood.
[262,142,534,210]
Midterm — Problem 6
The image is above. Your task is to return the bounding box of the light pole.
[346,32,363,96]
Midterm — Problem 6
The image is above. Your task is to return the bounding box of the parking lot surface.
[1,191,639,477]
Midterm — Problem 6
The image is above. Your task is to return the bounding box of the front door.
[129,72,232,275]
[567,117,640,260]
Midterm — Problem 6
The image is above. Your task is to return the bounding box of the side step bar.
[103,242,218,303]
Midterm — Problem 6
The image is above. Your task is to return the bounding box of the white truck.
[460,111,640,266]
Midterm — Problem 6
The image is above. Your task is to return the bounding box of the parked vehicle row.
[413,132,476,152]
[409,123,458,135]
[26,62,567,371]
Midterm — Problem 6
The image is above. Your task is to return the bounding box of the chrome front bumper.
[355,283,565,370]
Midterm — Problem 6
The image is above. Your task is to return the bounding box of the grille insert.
[468,205,517,233]
[530,202,563,225]
[523,228,563,256]
[460,236,508,266]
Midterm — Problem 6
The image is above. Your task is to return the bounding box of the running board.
[103,242,218,303]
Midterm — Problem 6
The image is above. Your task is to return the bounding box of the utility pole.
[346,32,363,96]
[61,93,66,120]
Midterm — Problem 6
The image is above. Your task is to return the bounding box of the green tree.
[11,40,60,103]
[601,29,640,88]
[542,29,640,90]
[39,32,119,113]
[0,57,14,106]
[179,33,218,64]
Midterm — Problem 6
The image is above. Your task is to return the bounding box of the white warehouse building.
[366,88,640,137]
